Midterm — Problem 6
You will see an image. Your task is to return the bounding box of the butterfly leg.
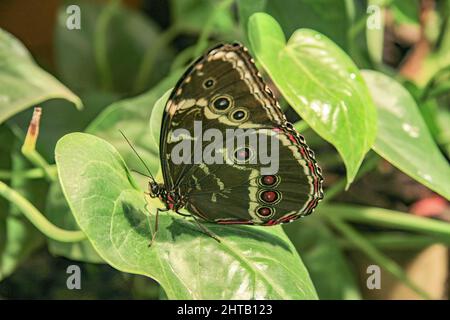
[147,207,168,247]
[188,213,221,243]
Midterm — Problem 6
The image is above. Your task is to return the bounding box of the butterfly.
[138,43,323,243]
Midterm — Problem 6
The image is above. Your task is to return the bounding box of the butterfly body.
[148,183,185,212]
[152,43,323,227]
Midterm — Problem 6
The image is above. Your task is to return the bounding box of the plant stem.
[21,148,57,181]
[325,214,431,299]
[0,167,52,180]
[338,233,442,250]
[319,204,450,242]
[348,12,367,40]
[21,107,57,181]
[0,180,86,243]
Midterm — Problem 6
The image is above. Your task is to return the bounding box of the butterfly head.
[148,181,163,198]
[148,182,185,212]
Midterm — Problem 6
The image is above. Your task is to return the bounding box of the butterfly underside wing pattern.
[158,43,323,226]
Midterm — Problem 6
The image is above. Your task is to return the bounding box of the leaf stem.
[348,12,367,40]
[21,148,57,181]
[0,167,53,180]
[324,214,431,299]
[0,180,86,242]
[338,233,442,250]
[170,45,197,71]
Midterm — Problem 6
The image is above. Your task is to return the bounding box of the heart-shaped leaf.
[55,132,317,299]
[45,71,182,263]
[0,28,81,124]
[362,70,450,200]
[248,13,377,186]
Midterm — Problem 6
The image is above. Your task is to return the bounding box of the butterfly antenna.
[119,130,156,183]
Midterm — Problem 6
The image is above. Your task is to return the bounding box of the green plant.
[1,0,449,300]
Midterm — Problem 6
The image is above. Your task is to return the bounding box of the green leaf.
[12,91,118,160]
[0,210,43,282]
[0,28,81,124]
[0,133,44,281]
[148,89,172,160]
[45,182,103,263]
[87,70,183,176]
[172,0,234,34]
[436,107,450,157]
[237,0,267,44]
[248,13,378,186]
[39,93,116,263]
[55,132,318,299]
[284,216,361,300]
[86,93,159,176]
[391,0,420,26]
[362,70,450,200]
[265,0,350,50]
[44,71,182,263]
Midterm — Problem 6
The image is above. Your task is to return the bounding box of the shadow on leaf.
[122,202,152,239]
[122,201,292,251]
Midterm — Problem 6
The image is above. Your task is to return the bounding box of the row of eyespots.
[202,78,250,123]
[211,95,249,122]
[255,175,281,219]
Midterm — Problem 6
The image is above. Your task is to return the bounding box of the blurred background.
[0,0,449,299]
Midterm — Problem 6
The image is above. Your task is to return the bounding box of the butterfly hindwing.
[184,127,323,225]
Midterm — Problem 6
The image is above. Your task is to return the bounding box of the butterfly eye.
[203,78,215,89]
[256,206,275,219]
[211,95,233,112]
[230,108,249,122]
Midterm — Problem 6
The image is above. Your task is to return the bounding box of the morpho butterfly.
[137,43,323,243]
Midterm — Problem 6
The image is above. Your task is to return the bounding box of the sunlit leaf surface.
[0,28,81,124]
[363,70,450,200]
[248,13,377,186]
